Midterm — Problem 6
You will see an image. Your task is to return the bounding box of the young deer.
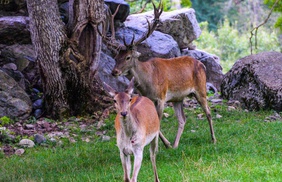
[100,0,216,148]
[103,78,160,182]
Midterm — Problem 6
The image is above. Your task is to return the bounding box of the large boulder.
[0,16,30,45]
[115,26,181,61]
[182,49,224,91]
[221,51,282,111]
[0,70,32,119]
[97,52,129,92]
[125,8,201,49]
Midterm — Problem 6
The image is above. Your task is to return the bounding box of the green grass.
[1,103,282,182]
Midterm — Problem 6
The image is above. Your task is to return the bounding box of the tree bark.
[27,0,109,119]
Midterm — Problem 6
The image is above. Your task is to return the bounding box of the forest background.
[128,0,282,73]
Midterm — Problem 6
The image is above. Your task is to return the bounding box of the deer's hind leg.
[150,135,160,182]
[194,90,216,143]
[172,101,186,148]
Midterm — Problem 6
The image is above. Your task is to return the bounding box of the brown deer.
[103,78,160,182]
[100,1,216,148]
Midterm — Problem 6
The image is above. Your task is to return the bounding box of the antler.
[97,4,126,52]
[133,1,163,46]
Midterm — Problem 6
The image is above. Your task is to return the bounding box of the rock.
[125,8,201,49]
[0,0,27,17]
[116,26,181,61]
[101,135,111,142]
[32,99,43,110]
[97,52,129,92]
[105,0,130,23]
[25,124,34,129]
[34,109,43,119]
[221,51,282,111]
[15,148,25,156]
[0,16,30,45]
[0,70,32,120]
[216,114,222,119]
[210,99,223,104]
[182,49,224,91]
[34,134,46,144]
[19,139,35,148]
[0,44,35,71]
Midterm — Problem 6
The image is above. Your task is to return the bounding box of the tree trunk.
[27,0,109,119]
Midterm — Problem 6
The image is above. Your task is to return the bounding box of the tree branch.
[249,0,280,54]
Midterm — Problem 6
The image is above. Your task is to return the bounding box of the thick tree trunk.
[27,0,109,119]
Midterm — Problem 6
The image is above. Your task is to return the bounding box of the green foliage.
[181,0,192,8]
[195,19,281,73]
[190,0,227,31]
[274,16,282,31]
[0,116,13,126]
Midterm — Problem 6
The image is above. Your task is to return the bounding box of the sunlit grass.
[1,103,282,182]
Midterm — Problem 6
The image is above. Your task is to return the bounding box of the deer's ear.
[126,77,135,95]
[103,82,117,97]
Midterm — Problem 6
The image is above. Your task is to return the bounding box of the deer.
[99,0,216,148]
[103,78,160,182]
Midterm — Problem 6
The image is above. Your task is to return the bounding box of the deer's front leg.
[120,151,131,182]
[131,147,144,182]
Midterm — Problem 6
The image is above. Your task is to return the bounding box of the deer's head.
[103,78,135,118]
[98,1,163,77]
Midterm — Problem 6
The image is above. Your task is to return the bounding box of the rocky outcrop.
[0,16,30,45]
[221,51,282,111]
[125,8,201,49]
[0,70,32,119]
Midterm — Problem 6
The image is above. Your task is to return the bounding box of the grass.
[1,102,282,182]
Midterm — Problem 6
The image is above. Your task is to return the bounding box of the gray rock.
[0,16,30,45]
[125,8,201,49]
[34,134,46,144]
[19,139,35,148]
[0,70,32,120]
[221,51,282,111]
[105,0,130,23]
[15,148,25,156]
[116,26,181,61]
[101,135,111,142]
[97,52,129,92]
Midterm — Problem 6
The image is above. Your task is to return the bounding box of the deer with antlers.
[104,78,160,182]
[100,1,216,148]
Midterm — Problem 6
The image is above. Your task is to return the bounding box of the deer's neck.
[120,111,137,137]
[129,59,155,95]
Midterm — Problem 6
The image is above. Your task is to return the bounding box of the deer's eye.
[113,100,117,103]
[126,56,131,60]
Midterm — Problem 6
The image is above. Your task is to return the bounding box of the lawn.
[1,102,282,182]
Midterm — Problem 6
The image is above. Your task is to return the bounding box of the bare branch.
[249,0,280,54]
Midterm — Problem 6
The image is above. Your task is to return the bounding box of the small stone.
[211,99,223,103]
[25,124,35,129]
[197,113,204,119]
[228,106,236,111]
[19,139,35,148]
[216,114,222,119]
[163,113,169,118]
[34,134,46,144]
[15,148,25,156]
[101,135,111,142]
[191,130,196,133]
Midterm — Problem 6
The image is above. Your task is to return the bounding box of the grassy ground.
[1,102,282,182]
